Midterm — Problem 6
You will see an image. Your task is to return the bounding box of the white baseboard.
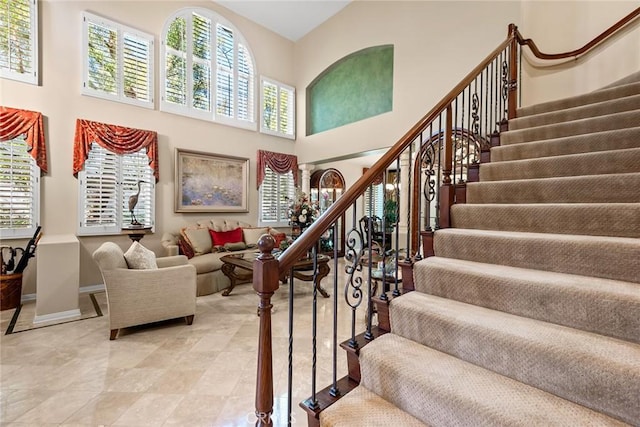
[21,283,105,303]
[33,308,82,324]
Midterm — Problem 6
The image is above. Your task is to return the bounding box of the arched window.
[161,8,255,129]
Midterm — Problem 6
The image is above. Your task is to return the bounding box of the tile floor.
[1,260,369,426]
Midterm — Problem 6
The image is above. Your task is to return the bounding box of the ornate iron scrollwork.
[472,93,480,137]
[501,61,509,120]
[343,226,364,349]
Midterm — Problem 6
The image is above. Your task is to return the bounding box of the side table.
[121,227,153,242]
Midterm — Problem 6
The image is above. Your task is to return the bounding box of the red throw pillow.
[271,232,287,248]
[209,227,243,246]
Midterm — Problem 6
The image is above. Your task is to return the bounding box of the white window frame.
[82,11,154,109]
[260,76,295,139]
[0,135,40,239]
[160,7,256,131]
[258,167,295,228]
[77,143,155,236]
[0,0,38,85]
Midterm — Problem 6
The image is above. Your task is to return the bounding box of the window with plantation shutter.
[364,183,384,218]
[0,0,38,84]
[82,12,154,109]
[78,143,154,235]
[259,167,294,227]
[261,77,295,139]
[0,135,39,239]
[161,8,255,129]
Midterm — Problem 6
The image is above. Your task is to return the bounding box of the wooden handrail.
[278,36,514,272]
[516,7,640,61]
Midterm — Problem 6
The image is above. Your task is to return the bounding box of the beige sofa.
[161,219,285,296]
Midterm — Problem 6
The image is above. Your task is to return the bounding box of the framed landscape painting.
[175,149,249,213]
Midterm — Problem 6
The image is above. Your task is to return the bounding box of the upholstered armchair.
[92,242,197,340]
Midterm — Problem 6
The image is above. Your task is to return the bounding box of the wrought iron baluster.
[329,222,340,397]
[287,266,294,426]
[345,201,363,350]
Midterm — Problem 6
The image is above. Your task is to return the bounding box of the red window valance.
[73,119,159,182]
[0,106,48,173]
[257,149,299,189]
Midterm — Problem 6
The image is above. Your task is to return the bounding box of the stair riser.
[480,147,640,181]
[450,203,640,238]
[389,294,640,425]
[492,127,640,162]
[516,81,640,117]
[466,173,640,204]
[501,110,640,145]
[413,258,640,343]
[510,94,640,130]
[433,230,640,284]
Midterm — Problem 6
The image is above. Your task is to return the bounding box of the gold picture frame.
[175,148,249,213]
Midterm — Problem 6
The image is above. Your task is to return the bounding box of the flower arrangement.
[287,191,319,229]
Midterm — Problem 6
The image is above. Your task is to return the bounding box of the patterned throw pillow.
[123,241,158,269]
[178,236,195,259]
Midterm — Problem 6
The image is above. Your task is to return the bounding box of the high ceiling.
[214,1,351,41]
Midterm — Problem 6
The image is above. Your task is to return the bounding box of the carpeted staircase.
[321,73,640,426]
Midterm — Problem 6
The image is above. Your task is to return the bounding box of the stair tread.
[480,146,640,181]
[466,172,640,204]
[320,385,428,427]
[501,110,640,145]
[419,256,640,297]
[492,126,640,161]
[450,202,640,238]
[414,256,640,342]
[359,333,630,426]
[433,228,640,284]
[516,80,640,117]
[389,293,640,424]
[510,93,640,130]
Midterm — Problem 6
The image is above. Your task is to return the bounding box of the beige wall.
[519,1,640,106]
[293,1,522,165]
[2,1,295,291]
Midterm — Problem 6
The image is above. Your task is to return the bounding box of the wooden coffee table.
[220,252,331,298]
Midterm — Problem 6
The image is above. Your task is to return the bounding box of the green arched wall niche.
[306,45,394,135]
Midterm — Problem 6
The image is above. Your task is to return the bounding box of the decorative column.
[398,150,411,235]
[299,164,315,195]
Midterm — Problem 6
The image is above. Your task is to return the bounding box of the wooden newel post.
[254,234,279,427]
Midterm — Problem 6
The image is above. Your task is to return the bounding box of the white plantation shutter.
[161,8,255,129]
[0,0,38,84]
[78,143,155,235]
[121,150,154,227]
[0,136,40,238]
[216,23,234,118]
[364,183,384,218]
[164,16,187,106]
[259,167,294,226]
[260,77,295,139]
[237,44,254,122]
[82,12,153,108]
[123,32,152,102]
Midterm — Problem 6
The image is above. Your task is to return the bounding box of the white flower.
[299,214,307,223]
[302,208,308,215]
